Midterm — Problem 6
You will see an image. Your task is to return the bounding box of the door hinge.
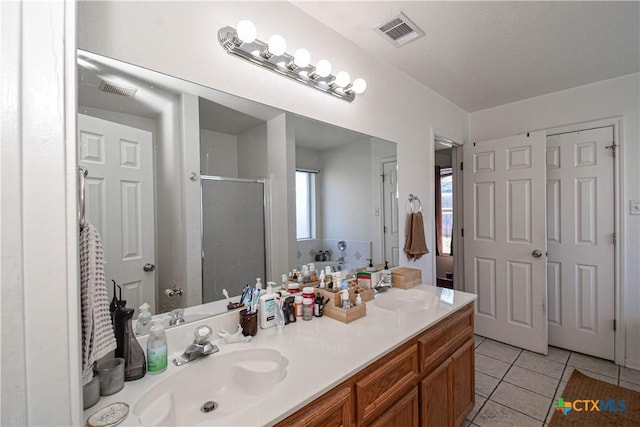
[613,319,617,331]
[605,143,617,158]
[612,232,617,245]
[460,161,464,171]
[381,173,385,182]
[461,228,464,238]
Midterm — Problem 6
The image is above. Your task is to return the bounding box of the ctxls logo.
[556,398,626,415]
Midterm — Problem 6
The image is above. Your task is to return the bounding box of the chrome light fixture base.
[218,26,357,102]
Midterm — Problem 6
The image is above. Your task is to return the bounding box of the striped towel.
[80,219,117,385]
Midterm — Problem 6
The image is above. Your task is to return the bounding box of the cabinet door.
[367,387,419,427]
[356,345,419,425]
[452,339,475,427]
[275,386,352,427]
[420,358,452,427]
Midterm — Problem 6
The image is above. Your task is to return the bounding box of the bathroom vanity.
[83,285,476,427]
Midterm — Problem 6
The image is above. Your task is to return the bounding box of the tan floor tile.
[562,366,617,385]
[620,366,640,385]
[476,371,500,397]
[474,400,542,427]
[490,382,552,422]
[475,353,510,379]
[467,394,486,421]
[514,352,564,379]
[476,339,521,364]
[503,365,560,397]
[620,380,640,392]
[523,346,570,364]
[567,352,618,379]
[475,335,486,348]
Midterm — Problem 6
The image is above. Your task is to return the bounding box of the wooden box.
[323,301,366,323]
[391,267,422,289]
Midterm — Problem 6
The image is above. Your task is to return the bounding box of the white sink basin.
[374,288,441,312]
[132,348,288,426]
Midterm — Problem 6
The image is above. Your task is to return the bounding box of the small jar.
[294,295,303,318]
[302,287,315,301]
[302,298,313,321]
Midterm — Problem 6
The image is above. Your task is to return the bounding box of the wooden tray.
[323,302,366,323]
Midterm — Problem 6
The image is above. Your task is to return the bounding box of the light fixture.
[218,21,366,102]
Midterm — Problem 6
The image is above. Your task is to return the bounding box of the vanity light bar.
[218,23,366,102]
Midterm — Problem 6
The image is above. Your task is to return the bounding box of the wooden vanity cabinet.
[274,303,474,427]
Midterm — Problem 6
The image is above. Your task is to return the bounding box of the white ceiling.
[293,1,640,112]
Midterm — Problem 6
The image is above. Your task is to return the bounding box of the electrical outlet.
[630,200,640,215]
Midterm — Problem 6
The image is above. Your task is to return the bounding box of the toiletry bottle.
[366,258,376,272]
[146,319,167,375]
[341,289,351,309]
[294,295,303,318]
[255,277,263,291]
[274,296,285,333]
[134,302,152,335]
[355,290,362,306]
[119,307,146,380]
[314,293,322,317]
[259,282,276,329]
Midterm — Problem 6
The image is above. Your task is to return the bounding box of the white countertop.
[83,285,476,426]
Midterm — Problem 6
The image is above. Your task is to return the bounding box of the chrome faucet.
[169,308,185,326]
[173,325,219,366]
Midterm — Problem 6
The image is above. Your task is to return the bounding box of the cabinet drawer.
[356,345,419,425]
[275,386,352,427]
[418,304,473,374]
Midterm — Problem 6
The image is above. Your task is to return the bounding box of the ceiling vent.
[375,12,425,47]
[99,80,138,97]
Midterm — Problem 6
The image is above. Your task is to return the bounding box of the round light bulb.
[267,35,287,56]
[315,59,332,77]
[334,71,350,88]
[236,20,257,43]
[351,78,367,94]
[293,48,311,68]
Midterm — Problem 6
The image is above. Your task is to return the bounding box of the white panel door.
[79,114,156,314]
[546,126,615,360]
[383,160,399,266]
[464,131,547,354]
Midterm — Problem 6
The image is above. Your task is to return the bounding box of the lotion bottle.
[259,282,276,329]
[146,319,167,374]
[134,302,152,335]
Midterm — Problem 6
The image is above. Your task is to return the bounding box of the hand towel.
[80,219,117,385]
[404,212,429,261]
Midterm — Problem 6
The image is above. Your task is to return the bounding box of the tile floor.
[464,335,640,427]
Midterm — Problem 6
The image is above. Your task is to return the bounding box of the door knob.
[143,263,156,272]
[532,250,543,258]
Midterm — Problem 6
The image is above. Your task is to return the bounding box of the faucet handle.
[194,325,212,344]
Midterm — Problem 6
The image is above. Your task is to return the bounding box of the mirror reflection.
[77,50,398,331]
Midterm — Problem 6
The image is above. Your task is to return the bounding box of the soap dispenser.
[147,319,167,374]
[366,258,376,272]
[134,303,152,335]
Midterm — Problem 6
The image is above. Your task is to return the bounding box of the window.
[296,170,316,240]
[440,169,453,255]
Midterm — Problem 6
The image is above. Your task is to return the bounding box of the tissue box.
[391,267,422,289]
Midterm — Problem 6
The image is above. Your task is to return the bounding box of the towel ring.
[407,194,422,213]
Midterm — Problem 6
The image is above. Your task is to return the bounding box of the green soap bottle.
[146,319,167,374]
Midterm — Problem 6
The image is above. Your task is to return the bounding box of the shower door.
[201,177,267,303]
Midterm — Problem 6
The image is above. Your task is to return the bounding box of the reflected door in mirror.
[79,114,156,313]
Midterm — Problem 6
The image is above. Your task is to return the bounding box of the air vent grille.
[376,12,425,47]
[99,80,138,97]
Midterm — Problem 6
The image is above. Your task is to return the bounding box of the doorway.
[434,135,464,290]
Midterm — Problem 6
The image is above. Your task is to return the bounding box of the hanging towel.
[80,219,117,385]
[403,212,429,261]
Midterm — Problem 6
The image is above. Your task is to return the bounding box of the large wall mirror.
[77,50,398,331]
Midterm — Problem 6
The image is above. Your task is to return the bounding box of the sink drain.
[201,401,218,413]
